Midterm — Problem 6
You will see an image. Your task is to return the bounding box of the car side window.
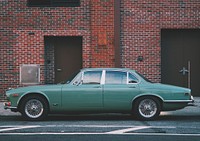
[128,73,138,84]
[72,72,82,85]
[83,71,102,84]
[105,71,127,84]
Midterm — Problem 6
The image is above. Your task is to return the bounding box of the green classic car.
[4,68,194,120]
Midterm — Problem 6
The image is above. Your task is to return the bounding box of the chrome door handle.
[57,68,62,72]
[129,86,136,88]
[93,86,101,88]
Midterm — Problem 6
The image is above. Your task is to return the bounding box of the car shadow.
[47,114,133,121]
[158,114,200,121]
[49,114,200,121]
[1,114,200,122]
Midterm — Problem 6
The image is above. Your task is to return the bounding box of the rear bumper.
[163,95,194,103]
[187,96,198,106]
[162,96,195,111]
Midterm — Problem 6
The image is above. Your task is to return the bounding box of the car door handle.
[93,86,101,88]
[129,86,136,88]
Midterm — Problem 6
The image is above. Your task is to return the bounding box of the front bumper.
[4,102,18,112]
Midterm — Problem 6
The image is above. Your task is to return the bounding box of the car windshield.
[66,71,80,84]
[135,71,152,83]
[57,71,80,84]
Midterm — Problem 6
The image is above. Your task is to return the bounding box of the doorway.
[161,29,200,96]
[45,36,82,84]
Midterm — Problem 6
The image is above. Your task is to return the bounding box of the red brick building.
[1,0,200,100]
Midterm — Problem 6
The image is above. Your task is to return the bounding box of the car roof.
[81,68,135,72]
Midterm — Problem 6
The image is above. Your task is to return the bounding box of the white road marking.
[0,125,176,128]
[106,126,150,134]
[1,124,198,137]
[0,126,40,132]
[45,125,135,128]
[0,125,176,133]
[0,132,200,136]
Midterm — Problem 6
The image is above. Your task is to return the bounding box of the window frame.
[104,70,140,85]
[71,70,140,86]
[82,71,103,85]
[128,72,139,84]
[105,70,128,85]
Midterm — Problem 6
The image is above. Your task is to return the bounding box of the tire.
[133,96,161,120]
[20,95,49,121]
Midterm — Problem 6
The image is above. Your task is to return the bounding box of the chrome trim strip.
[101,70,106,85]
[163,100,193,103]
[4,106,17,110]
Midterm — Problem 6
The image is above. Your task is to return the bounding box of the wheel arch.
[18,92,50,112]
[132,94,164,110]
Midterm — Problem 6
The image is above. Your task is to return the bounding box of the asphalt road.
[1,99,200,141]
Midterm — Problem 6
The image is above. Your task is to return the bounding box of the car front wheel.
[134,97,161,120]
[20,96,49,121]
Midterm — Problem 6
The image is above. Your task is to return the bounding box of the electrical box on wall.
[20,64,40,85]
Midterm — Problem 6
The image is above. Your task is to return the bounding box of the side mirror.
[129,80,138,84]
[73,80,83,86]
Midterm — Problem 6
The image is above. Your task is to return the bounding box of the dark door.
[55,36,82,83]
[161,29,200,96]
[45,36,82,83]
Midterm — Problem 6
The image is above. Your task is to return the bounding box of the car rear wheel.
[133,97,161,120]
[20,96,48,121]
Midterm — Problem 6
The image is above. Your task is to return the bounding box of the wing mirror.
[129,80,138,84]
[73,80,83,86]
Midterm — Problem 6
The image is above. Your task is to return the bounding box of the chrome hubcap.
[25,99,43,118]
[138,99,157,118]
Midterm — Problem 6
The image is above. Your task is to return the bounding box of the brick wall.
[120,0,200,82]
[90,0,115,68]
[0,0,115,101]
[1,0,200,101]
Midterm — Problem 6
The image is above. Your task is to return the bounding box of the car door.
[103,71,140,112]
[61,71,103,112]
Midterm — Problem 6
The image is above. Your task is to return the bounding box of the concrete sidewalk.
[0,102,21,116]
[0,97,200,116]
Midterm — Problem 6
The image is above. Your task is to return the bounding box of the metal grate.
[20,64,40,85]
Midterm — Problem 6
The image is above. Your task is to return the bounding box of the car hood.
[6,84,63,95]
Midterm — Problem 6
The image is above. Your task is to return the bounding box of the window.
[128,73,138,83]
[27,0,80,7]
[105,71,127,84]
[83,71,102,84]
